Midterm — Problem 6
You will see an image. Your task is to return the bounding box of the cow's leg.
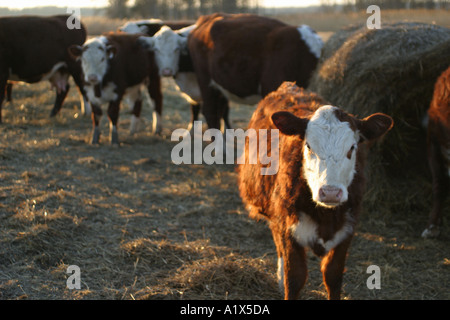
[147,71,163,135]
[186,102,201,134]
[69,61,91,116]
[0,73,7,124]
[202,87,228,130]
[90,104,102,144]
[80,93,92,117]
[107,99,121,146]
[222,103,232,130]
[422,135,447,238]
[272,228,307,300]
[320,237,352,300]
[6,82,12,102]
[130,98,143,134]
[50,83,70,117]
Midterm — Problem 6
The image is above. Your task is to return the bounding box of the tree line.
[322,0,450,11]
[107,0,261,19]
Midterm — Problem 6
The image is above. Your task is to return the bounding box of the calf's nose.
[319,185,343,204]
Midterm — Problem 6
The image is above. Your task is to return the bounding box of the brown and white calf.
[238,82,393,300]
[422,66,450,238]
[0,15,89,121]
[69,33,161,145]
[187,13,323,130]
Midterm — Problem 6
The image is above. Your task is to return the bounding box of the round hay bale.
[308,22,450,214]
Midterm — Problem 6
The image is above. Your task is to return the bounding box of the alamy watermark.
[66,7,81,30]
[66,265,81,289]
[367,5,381,29]
[366,265,381,290]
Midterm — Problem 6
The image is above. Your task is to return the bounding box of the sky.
[0,0,322,10]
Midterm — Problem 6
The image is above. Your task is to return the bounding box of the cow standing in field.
[69,33,161,145]
[422,66,450,238]
[187,13,323,130]
[123,19,231,132]
[0,15,90,122]
[238,82,393,300]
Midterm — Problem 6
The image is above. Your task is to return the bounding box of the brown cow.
[188,13,323,130]
[238,82,393,299]
[0,15,89,121]
[69,33,160,145]
[422,66,450,238]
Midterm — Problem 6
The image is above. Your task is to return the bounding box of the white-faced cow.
[238,82,393,300]
[122,20,231,132]
[187,13,324,130]
[69,33,161,145]
[422,66,450,238]
[0,15,89,122]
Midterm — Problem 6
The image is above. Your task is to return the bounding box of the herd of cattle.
[0,13,448,300]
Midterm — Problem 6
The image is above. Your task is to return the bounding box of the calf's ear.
[137,36,155,50]
[357,113,394,141]
[271,111,309,137]
[68,45,83,60]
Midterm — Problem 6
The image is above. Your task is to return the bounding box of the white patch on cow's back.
[210,79,261,105]
[297,25,323,59]
[303,105,359,206]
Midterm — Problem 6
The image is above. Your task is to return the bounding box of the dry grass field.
[0,10,449,301]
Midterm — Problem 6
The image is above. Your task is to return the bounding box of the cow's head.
[138,26,189,77]
[271,105,393,208]
[68,37,117,85]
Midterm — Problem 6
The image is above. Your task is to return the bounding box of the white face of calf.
[302,106,358,207]
[69,37,116,85]
[139,26,188,77]
[272,105,393,208]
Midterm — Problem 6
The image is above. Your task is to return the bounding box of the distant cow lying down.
[238,82,393,300]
